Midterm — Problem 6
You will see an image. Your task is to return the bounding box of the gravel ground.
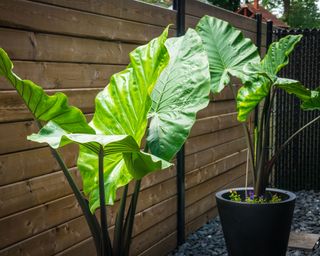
[169,191,320,256]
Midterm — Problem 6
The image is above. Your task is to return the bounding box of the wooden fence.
[0,0,266,255]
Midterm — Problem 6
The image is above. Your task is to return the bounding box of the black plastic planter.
[216,187,296,256]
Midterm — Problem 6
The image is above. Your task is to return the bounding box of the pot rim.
[216,187,296,205]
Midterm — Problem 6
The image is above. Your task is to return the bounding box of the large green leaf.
[91,27,169,142]
[301,88,320,110]
[29,121,172,212]
[0,48,94,134]
[260,35,302,79]
[196,15,260,93]
[78,28,171,211]
[147,29,211,161]
[237,76,271,122]
[274,78,311,101]
[129,27,170,94]
[28,121,138,153]
[236,35,303,122]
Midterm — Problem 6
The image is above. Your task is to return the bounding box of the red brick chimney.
[254,0,259,9]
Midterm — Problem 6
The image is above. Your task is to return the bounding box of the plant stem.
[122,144,149,256]
[98,145,112,256]
[254,89,276,196]
[123,179,141,256]
[230,85,256,180]
[35,121,102,256]
[266,114,320,176]
[113,184,128,255]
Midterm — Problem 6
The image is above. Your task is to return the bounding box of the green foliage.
[237,34,303,121]
[301,88,320,110]
[1,24,211,213]
[196,15,260,94]
[70,27,171,212]
[229,190,282,203]
[229,190,241,202]
[263,0,320,29]
[194,15,320,199]
[0,49,94,134]
[147,28,211,161]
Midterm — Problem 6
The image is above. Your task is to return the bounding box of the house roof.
[236,3,289,28]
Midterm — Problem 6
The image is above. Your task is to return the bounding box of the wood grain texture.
[0,0,168,44]
[0,61,125,90]
[0,28,137,64]
[0,111,237,155]
[0,88,99,122]
[0,146,78,186]
[185,125,243,155]
[0,0,267,254]
[197,100,236,119]
[34,0,176,27]
[0,167,81,218]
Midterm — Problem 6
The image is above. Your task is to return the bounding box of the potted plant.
[195,16,320,256]
[0,27,211,255]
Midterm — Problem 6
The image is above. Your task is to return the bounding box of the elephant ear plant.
[195,15,320,200]
[0,27,211,255]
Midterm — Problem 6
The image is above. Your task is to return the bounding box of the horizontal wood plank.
[0,194,83,249]
[0,61,125,90]
[186,163,247,207]
[0,28,137,64]
[185,124,243,155]
[0,146,78,186]
[185,150,248,190]
[0,127,246,187]
[0,0,168,44]
[138,232,177,256]
[197,100,236,119]
[0,111,238,155]
[130,214,176,256]
[34,0,176,27]
[0,216,91,256]
[55,237,95,256]
[0,88,99,122]
[0,168,81,218]
[190,112,238,138]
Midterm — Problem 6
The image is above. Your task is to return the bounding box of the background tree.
[262,0,320,28]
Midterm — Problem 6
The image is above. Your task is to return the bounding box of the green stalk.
[35,121,102,256]
[254,89,276,196]
[266,114,320,178]
[123,179,141,256]
[122,144,149,256]
[256,96,266,172]
[254,90,276,196]
[98,146,112,256]
[113,184,128,255]
[230,85,256,180]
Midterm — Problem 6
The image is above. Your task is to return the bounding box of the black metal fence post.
[265,20,273,185]
[173,0,186,246]
[255,13,262,129]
